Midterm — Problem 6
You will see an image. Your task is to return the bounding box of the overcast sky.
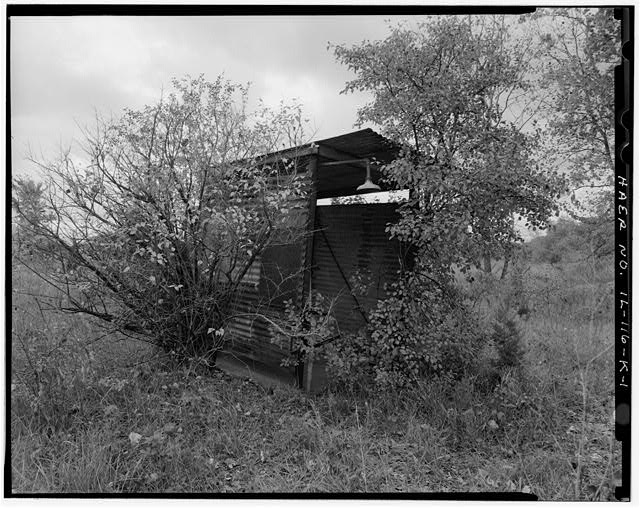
[10,15,436,177]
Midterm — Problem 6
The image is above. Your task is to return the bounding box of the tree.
[323,17,565,389]
[11,178,52,254]
[527,218,612,265]
[534,8,617,257]
[14,75,310,363]
[334,16,563,280]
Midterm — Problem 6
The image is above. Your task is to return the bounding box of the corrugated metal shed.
[221,128,408,391]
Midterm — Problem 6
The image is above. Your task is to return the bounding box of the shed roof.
[257,128,401,199]
[316,128,399,161]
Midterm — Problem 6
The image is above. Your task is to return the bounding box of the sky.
[10,14,433,177]
[9,9,613,242]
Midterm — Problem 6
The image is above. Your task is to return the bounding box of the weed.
[10,257,617,498]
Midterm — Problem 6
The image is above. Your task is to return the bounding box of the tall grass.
[10,257,617,498]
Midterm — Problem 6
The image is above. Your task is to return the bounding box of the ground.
[9,257,620,498]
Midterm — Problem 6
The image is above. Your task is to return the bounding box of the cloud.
[10,14,411,176]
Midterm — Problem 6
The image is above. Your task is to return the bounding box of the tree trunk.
[500,255,510,280]
[483,253,492,274]
[304,357,314,393]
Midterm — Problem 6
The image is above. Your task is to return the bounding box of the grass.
[9,257,620,498]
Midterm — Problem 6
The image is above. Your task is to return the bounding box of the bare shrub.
[12,75,310,363]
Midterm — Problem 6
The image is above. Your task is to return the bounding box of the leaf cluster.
[535,8,617,220]
[270,291,338,367]
[334,17,565,275]
[326,272,487,390]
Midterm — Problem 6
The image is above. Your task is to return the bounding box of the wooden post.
[301,154,318,302]
[304,357,314,393]
[483,253,493,274]
[301,154,318,392]
[500,254,510,280]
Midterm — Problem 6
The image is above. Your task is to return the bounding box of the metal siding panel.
[222,168,312,374]
[312,203,403,333]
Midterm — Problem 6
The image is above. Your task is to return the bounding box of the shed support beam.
[301,155,318,301]
[317,143,366,164]
[318,158,372,167]
[301,155,318,392]
[259,144,319,165]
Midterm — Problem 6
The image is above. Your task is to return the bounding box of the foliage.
[491,314,525,371]
[11,178,53,256]
[12,75,310,361]
[534,8,617,224]
[326,272,487,390]
[12,325,99,433]
[270,291,338,367]
[526,218,614,265]
[10,264,151,437]
[11,248,617,498]
[327,16,565,393]
[334,16,564,277]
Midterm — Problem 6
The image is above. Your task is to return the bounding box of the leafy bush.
[525,218,614,266]
[326,273,487,390]
[324,328,375,391]
[270,291,338,368]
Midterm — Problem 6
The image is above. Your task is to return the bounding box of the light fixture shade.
[357,178,381,192]
[356,161,381,192]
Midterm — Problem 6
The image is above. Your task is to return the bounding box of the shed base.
[216,351,298,390]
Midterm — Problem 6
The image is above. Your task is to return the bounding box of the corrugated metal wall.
[223,169,311,378]
[221,185,409,387]
[312,203,407,334]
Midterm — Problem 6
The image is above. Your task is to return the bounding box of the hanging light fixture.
[356,160,381,192]
[318,157,381,193]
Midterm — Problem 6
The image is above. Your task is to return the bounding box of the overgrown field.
[9,258,619,498]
